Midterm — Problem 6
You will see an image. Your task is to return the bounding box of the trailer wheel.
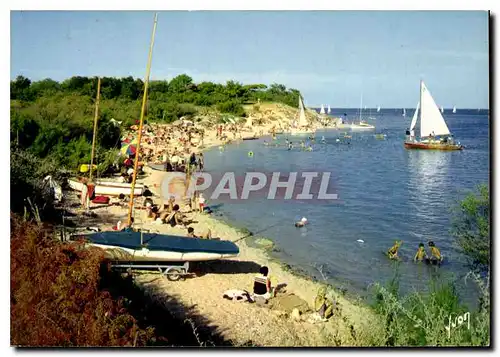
[165,267,183,281]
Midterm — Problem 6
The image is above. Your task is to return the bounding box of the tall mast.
[127,13,158,226]
[89,77,101,182]
[419,79,423,137]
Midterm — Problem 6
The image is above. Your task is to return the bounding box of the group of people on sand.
[387,240,443,264]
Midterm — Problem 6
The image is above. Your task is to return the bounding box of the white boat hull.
[68,179,144,197]
[349,124,375,131]
[290,128,316,136]
[89,243,238,262]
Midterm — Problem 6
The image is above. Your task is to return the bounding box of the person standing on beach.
[198,153,204,171]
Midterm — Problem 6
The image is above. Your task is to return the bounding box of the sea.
[203,108,489,306]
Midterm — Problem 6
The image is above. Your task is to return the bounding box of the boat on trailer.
[71,231,240,262]
[67,178,145,197]
[404,81,463,151]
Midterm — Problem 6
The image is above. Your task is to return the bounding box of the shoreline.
[67,106,383,346]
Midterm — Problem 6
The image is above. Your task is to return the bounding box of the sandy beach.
[66,103,383,346]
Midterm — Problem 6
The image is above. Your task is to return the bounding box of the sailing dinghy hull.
[71,231,239,262]
[404,142,463,151]
[68,179,145,197]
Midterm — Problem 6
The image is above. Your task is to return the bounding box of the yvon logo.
[445,312,470,338]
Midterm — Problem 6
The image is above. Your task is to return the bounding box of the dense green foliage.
[10,74,300,215]
[10,75,300,165]
[369,276,489,346]
[451,184,490,273]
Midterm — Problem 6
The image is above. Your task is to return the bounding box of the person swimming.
[428,241,443,263]
[295,217,308,227]
[387,240,403,260]
[288,141,293,150]
[414,243,428,262]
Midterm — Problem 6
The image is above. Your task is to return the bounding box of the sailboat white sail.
[440,105,444,114]
[403,108,406,117]
[320,104,325,115]
[298,96,308,127]
[420,82,451,138]
[409,102,420,137]
[452,106,456,114]
[377,106,381,112]
[327,105,331,114]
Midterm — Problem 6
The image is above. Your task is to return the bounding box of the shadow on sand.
[101,267,247,346]
[191,259,263,277]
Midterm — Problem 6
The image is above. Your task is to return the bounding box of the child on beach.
[199,193,206,213]
[253,266,273,301]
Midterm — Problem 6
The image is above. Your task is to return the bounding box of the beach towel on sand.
[222,289,253,302]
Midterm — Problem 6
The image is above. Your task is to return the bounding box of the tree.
[451,184,490,273]
[168,74,193,93]
[11,75,32,100]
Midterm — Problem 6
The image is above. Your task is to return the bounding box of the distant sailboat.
[403,108,406,117]
[377,105,381,113]
[404,80,462,151]
[320,104,326,115]
[291,95,315,135]
[327,105,331,114]
[440,105,444,114]
[350,93,375,130]
[452,106,457,114]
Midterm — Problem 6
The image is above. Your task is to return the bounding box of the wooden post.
[89,77,101,182]
[127,13,158,226]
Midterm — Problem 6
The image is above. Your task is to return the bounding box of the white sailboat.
[320,104,326,115]
[452,106,457,114]
[440,105,444,114]
[404,80,462,150]
[377,105,381,113]
[403,108,406,117]
[350,93,375,130]
[290,95,315,135]
[327,105,331,114]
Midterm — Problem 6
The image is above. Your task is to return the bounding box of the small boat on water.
[404,80,463,151]
[452,106,457,114]
[68,178,145,196]
[71,231,240,262]
[327,105,331,114]
[320,104,326,115]
[350,93,375,130]
[290,95,316,135]
[350,121,375,130]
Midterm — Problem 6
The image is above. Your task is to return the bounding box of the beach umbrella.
[120,138,138,156]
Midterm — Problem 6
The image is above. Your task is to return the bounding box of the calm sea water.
[203,109,489,305]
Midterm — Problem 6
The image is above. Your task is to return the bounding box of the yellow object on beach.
[248,151,254,157]
[79,164,97,173]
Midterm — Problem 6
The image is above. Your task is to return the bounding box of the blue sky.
[11,11,489,108]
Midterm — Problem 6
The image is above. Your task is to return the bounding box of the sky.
[10,11,489,108]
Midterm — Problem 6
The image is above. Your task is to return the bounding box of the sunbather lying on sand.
[186,227,212,239]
